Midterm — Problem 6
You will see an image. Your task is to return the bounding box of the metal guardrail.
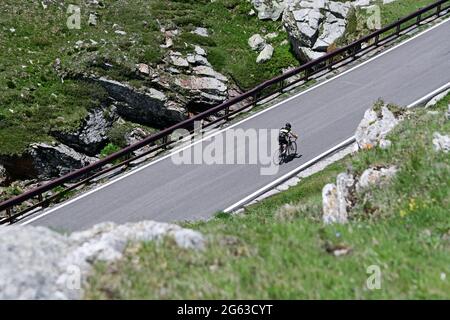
[1,0,449,224]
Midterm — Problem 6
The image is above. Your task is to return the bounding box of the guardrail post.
[417,13,422,25]
[38,193,43,202]
[436,4,441,16]
[225,106,230,121]
[253,92,258,107]
[6,208,11,219]
[374,34,380,46]
[162,135,169,150]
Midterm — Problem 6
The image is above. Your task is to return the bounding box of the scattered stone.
[115,30,127,35]
[137,63,150,76]
[88,13,97,26]
[432,132,450,153]
[248,34,267,51]
[191,27,209,37]
[256,44,274,63]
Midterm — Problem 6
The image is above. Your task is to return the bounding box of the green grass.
[85,94,450,299]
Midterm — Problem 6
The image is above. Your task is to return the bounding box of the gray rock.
[88,13,97,26]
[356,166,397,193]
[256,44,274,63]
[248,34,267,51]
[322,172,354,224]
[96,77,186,127]
[186,54,211,66]
[355,105,400,150]
[53,107,117,156]
[169,53,189,68]
[313,13,346,51]
[251,0,287,21]
[173,75,228,106]
[0,221,205,300]
[27,143,98,180]
[194,45,207,56]
[327,1,352,19]
[193,66,228,82]
[432,132,450,153]
[191,27,209,37]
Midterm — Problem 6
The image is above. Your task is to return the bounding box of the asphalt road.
[28,19,450,232]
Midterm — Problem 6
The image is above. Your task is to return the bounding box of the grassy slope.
[85,94,450,299]
[0,0,439,156]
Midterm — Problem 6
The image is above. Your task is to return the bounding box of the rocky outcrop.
[52,106,117,156]
[0,220,205,299]
[322,172,354,224]
[96,77,186,128]
[355,105,400,150]
[282,0,352,61]
[322,166,397,224]
[158,49,229,109]
[356,166,398,193]
[432,132,450,153]
[0,143,97,181]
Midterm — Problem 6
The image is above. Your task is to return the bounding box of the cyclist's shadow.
[283,153,302,164]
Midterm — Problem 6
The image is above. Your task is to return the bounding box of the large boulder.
[0,221,205,299]
[96,77,187,128]
[0,143,97,181]
[52,106,117,156]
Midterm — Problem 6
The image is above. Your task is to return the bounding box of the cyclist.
[279,123,298,155]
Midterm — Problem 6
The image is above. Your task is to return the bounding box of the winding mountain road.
[25,19,450,232]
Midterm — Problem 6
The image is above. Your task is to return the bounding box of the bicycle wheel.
[273,148,283,165]
[288,141,297,156]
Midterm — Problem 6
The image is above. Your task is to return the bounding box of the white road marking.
[20,17,450,226]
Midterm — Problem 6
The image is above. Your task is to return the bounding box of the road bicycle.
[274,137,297,165]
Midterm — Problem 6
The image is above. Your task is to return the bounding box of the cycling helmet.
[285,123,292,129]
